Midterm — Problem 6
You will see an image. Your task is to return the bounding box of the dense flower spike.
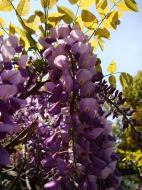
[0,25,122,189]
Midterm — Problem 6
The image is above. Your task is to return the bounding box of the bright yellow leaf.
[102,11,119,30]
[98,37,104,51]
[75,16,84,30]
[25,14,41,32]
[57,6,75,24]
[68,0,79,4]
[0,30,4,36]
[81,10,98,29]
[117,1,132,12]
[80,0,95,9]
[0,0,13,12]
[0,17,5,27]
[124,0,139,12]
[91,38,98,52]
[95,28,110,39]
[17,0,30,16]
[9,23,16,35]
[40,0,57,8]
[48,12,65,22]
[107,60,117,73]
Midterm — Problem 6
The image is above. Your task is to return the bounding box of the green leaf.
[81,10,98,29]
[17,0,30,16]
[57,6,75,24]
[109,75,116,88]
[107,60,117,73]
[119,72,133,88]
[68,0,79,4]
[124,0,139,12]
[0,0,13,12]
[95,28,110,39]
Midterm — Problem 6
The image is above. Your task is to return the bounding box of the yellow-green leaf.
[68,0,79,4]
[0,17,5,27]
[117,1,132,11]
[25,14,41,32]
[81,10,98,29]
[80,0,95,9]
[107,60,117,73]
[109,75,116,88]
[91,38,98,52]
[0,0,13,12]
[119,72,133,88]
[124,0,139,12]
[9,23,16,35]
[48,12,65,22]
[40,0,57,8]
[57,6,75,24]
[95,28,110,39]
[96,0,108,9]
[98,37,104,51]
[0,30,4,36]
[102,11,119,30]
[17,0,30,16]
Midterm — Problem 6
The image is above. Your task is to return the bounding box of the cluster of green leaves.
[113,71,142,189]
[0,0,139,51]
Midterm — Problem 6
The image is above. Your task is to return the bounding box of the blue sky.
[0,0,142,77]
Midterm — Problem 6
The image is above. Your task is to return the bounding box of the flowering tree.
[0,0,141,189]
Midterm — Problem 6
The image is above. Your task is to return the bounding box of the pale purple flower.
[18,54,28,68]
[60,71,73,93]
[1,42,15,61]
[80,98,99,115]
[72,42,92,55]
[101,161,117,179]
[0,145,10,165]
[39,37,52,48]
[0,84,17,100]
[0,122,18,134]
[54,55,69,71]
[1,70,22,84]
[70,29,88,42]
[79,53,97,69]
[45,82,56,93]
[80,81,95,97]
[7,36,19,49]
[43,47,53,59]
[76,69,93,85]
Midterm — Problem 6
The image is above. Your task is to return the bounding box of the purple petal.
[18,54,28,68]
[1,70,22,84]
[0,84,17,100]
[0,145,10,166]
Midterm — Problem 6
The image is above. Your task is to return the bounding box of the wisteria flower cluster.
[0,35,28,166]
[0,25,122,190]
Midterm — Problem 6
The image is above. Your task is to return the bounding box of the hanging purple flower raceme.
[0,36,29,166]
[37,25,121,190]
